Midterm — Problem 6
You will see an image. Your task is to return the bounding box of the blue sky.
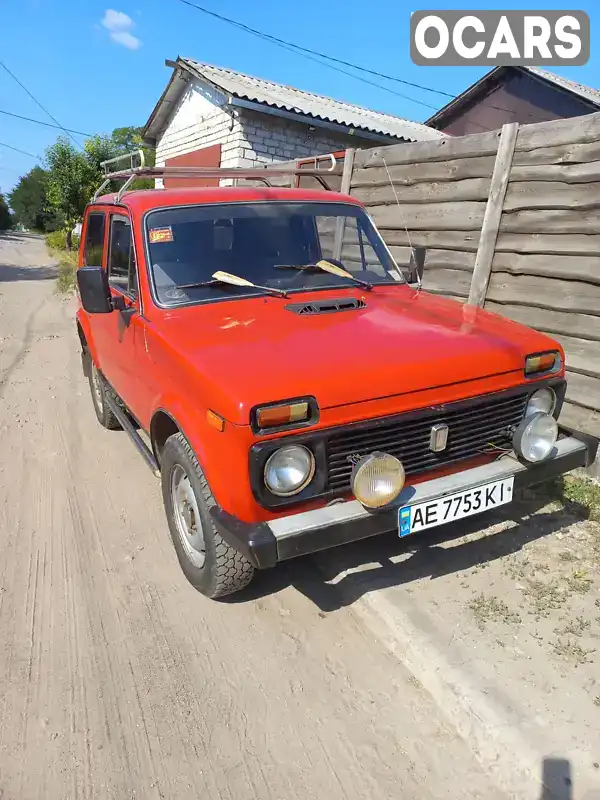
[1,0,598,193]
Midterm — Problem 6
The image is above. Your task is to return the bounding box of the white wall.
[153,76,384,185]
[236,109,376,167]
[154,79,245,186]
[155,80,236,163]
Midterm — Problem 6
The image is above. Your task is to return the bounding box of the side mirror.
[77,266,113,314]
[406,246,426,285]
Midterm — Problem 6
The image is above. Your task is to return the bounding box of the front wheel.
[161,432,254,598]
[88,359,121,430]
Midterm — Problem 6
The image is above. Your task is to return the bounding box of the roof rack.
[101,149,146,175]
[93,151,341,201]
[95,150,146,200]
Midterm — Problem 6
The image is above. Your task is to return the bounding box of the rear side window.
[83,212,106,266]
[108,215,137,296]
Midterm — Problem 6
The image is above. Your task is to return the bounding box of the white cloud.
[101,9,142,49]
[110,29,142,49]
[102,9,132,31]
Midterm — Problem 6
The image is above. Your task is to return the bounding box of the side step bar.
[104,393,160,477]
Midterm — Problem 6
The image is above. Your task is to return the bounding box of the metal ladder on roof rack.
[92,150,341,202]
[94,150,146,201]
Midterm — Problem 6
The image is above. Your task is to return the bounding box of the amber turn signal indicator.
[525,351,560,376]
[257,402,309,429]
[206,409,225,431]
[251,397,319,434]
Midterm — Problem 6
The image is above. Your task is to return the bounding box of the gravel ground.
[0,232,504,800]
[2,232,598,800]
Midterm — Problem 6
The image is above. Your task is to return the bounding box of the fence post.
[333,148,356,260]
[468,122,519,307]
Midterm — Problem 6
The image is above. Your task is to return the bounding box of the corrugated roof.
[179,59,443,142]
[526,67,600,108]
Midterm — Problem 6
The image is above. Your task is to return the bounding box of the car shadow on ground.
[228,486,590,612]
[0,263,58,283]
[540,757,575,800]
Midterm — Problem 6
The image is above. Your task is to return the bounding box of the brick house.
[142,58,442,185]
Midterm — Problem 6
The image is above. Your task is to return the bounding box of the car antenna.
[382,155,422,291]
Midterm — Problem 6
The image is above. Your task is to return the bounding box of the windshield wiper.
[274,259,372,291]
[176,270,288,298]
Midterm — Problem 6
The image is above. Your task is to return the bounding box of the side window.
[108,216,137,296]
[83,213,106,266]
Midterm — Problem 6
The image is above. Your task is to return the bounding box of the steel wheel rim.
[91,365,104,410]
[171,465,206,568]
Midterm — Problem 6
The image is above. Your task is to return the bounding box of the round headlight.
[264,445,315,496]
[513,412,558,463]
[352,451,405,509]
[526,387,556,418]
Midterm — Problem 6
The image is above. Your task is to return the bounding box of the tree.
[0,193,13,231]
[111,125,144,153]
[44,126,155,247]
[105,126,154,189]
[45,138,96,249]
[8,167,61,232]
[110,126,155,167]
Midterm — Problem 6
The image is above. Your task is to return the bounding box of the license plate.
[398,477,514,537]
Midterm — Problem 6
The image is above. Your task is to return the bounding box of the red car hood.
[157,286,560,424]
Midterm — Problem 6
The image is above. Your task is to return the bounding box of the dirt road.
[0,234,506,799]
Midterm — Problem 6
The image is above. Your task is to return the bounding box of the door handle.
[112,294,136,316]
[112,294,137,331]
[119,306,137,328]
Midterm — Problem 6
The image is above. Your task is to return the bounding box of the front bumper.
[211,431,598,569]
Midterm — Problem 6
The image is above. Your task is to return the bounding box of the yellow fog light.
[351,452,405,509]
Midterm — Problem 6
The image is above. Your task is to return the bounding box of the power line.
[0,108,92,137]
[0,141,39,159]
[176,0,534,123]
[176,0,447,99]
[0,59,83,148]
[177,0,439,112]
[244,30,440,111]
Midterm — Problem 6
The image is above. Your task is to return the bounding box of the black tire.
[88,359,121,430]
[161,432,254,598]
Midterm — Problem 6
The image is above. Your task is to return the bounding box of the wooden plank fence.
[348,111,600,464]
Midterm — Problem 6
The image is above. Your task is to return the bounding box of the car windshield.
[145,201,405,305]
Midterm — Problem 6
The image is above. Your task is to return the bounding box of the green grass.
[522,578,568,617]
[559,551,577,562]
[553,476,600,523]
[564,570,593,595]
[551,638,595,666]
[469,594,522,630]
[554,616,591,637]
[46,239,77,294]
[55,251,77,293]
[539,476,600,564]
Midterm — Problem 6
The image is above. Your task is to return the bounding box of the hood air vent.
[285,297,366,315]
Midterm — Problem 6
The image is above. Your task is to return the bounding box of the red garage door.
[164,144,222,188]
